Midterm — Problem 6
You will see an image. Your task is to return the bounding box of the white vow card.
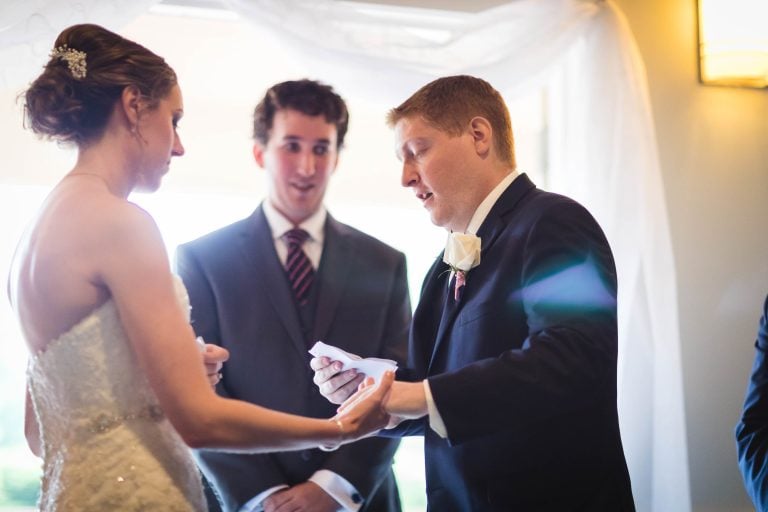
[308,341,397,381]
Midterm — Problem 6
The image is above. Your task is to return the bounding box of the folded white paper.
[308,341,397,381]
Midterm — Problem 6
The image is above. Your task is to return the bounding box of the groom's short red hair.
[386,75,516,169]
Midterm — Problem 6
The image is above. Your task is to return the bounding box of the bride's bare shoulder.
[59,178,155,223]
[33,181,164,264]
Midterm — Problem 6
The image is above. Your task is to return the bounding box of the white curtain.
[0,0,159,88]
[0,0,690,509]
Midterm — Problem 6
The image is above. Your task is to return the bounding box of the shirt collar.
[464,170,521,235]
[262,200,327,244]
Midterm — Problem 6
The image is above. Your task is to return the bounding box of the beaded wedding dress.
[26,278,206,511]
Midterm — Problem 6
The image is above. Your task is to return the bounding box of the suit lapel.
[428,268,461,372]
[411,256,450,373]
[239,206,307,358]
[427,174,537,371]
[312,215,351,343]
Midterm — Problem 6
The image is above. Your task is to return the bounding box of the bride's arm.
[97,204,390,452]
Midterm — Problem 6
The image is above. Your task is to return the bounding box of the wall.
[614,0,768,510]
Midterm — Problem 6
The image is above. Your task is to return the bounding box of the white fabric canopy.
[0,1,690,509]
[0,0,159,88]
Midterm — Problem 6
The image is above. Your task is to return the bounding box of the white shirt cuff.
[240,484,289,512]
[309,469,363,512]
[423,379,448,438]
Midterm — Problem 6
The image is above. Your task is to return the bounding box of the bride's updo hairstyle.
[24,23,177,146]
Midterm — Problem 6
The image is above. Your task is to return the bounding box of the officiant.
[176,79,410,512]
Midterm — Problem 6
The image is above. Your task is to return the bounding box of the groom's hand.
[310,356,365,405]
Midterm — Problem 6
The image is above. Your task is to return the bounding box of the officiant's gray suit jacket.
[176,204,410,512]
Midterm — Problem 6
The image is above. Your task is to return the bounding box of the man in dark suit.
[176,80,410,512]
[313,75,635,511]
[736,295,768,512]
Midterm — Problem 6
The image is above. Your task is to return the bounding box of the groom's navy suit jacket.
[176,205,410,512]
[392,174,635,511]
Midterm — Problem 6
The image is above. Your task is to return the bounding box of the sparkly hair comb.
[50,45,87,80]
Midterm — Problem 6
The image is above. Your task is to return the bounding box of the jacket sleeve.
[736,296,768,512]
[174,243,220,343]
[375,253,411,364]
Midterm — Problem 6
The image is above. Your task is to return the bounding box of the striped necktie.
[284,228,314,306]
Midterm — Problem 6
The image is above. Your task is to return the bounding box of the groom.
[313,75,635,510]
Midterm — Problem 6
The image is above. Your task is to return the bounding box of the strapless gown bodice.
[27,278,205,511]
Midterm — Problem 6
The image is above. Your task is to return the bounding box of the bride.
[7,23,392,512]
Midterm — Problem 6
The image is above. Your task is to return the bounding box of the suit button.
[301,450,312,461]
[351,493,362,504]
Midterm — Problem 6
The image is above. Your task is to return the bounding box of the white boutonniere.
[442,232,481,300]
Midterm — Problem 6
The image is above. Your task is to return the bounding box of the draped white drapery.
[0,1,690,509]
[0,0,160,88]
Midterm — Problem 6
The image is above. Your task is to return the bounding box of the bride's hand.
[338,379,426,432]
[332,370,394,444]
[202,344,229,387]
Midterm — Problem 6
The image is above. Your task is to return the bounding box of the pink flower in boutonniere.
[443,232,481,300]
